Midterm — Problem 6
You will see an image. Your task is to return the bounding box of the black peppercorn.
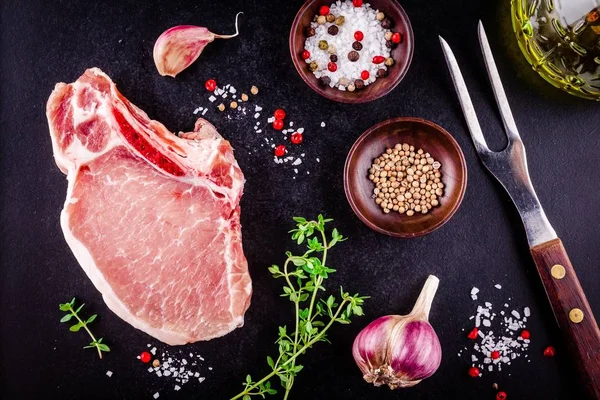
[376,68,388,78]
[320,76,332,86]
[330,54,338,62]
[354,79,365,90]
[381,17,394,29]
[326,13,335,23]
[352,41,363,51]
[385,40,393,49]
[327,25,339,36]
[348,50,360,62]
[305,26,316,37]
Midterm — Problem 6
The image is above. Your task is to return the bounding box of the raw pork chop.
[46,68,252,345]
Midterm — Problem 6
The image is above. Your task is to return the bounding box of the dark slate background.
[1,0,599,399]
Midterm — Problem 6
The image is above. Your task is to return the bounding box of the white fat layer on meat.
[47,68,252,345]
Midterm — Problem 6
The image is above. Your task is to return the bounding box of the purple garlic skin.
[352,275,442,389]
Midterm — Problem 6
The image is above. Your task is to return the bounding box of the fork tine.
[477,21,521,142]
[439,36,490,154]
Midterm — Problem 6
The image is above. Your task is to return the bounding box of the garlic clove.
[153,12,242,77]
[153,26,215,77]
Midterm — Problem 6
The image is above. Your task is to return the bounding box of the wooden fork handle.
[531,238,600,399]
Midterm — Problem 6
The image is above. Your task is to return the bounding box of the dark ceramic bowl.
[344,118,467,237]
[290,0,414,103]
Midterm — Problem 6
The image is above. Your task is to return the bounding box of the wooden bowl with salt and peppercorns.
[344,118,467,237]
[290,0,414,103]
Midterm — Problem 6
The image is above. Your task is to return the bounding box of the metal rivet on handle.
[551,264,566,279]
[569,308,584,323]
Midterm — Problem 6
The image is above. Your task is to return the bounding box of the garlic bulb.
[352,275,442,389]
[153,12,242,77]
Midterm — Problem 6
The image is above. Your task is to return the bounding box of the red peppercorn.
[273,119,284,130]
[302,50,311,60]
[360,70,370,80]
[354,31,364,41]
[467,327,479,339]
[140,351,152,363]
[352,0,363,6]
[543,345,555,357]
[372,55,385,64]
[274,109,286,120]
[520,329,530,340]
[274,145,286,157]
[467,366,480,378]
[291,132,303,145]
[496,391,507,400]
[319,5,330,16]
[204,79,217,92]
[491,350,501,360]
[327,62,337,72]
[392,32,402,44]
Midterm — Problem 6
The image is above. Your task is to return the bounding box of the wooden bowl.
[289,0,414,103]
[344,118,467,237]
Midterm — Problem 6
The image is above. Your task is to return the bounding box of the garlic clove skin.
[352,315,398,383]
[153,26,215,77]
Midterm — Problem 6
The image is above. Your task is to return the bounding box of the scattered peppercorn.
[217,103,225,112]
[385,57,395,67]
[376,11,385,21]
[318,40,328,50]
[328,25,339,35]
[496,392,507,400]
[376,68,388,78]
[352,0,363,6]
[291,132,303,145]
[273,119,284,130]
[354,30,364,41]
[492,383,499,391]
[392,32,402,44]
[302,50,310,60]
[330,54,338,63]
[467,367,480,378]
[326,13,335,23]
[319,76,331,86]
[140,352,152,363]
[327,62,337,72]
[241,93,249,102]
[385,40,393,49]
[152,359,160,368]
[467,327,479,339]
[327,44,336,54]
[319,5,329,16]
[230,101,238,109]
[309,61,318,72]
[317,15,326,25]
[352,41,363,51]
[490,350,501,360]
[348,50,360,62]
[347,83,356,92]
[274,109,286,120]
[250,85,259,95]
[543,345,555,357]
[335,15,345,26]
[384,31,393,41]
[354,79,365,90]
[274,145,286,157]
[381,17,394,29]
[373,55,385,64]
[205,79,217,92]
[338,77,350,86]
[360,70,370,80]
[305,26,316,37]
[520,330,530,339]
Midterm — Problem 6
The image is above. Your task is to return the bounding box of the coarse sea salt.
[304,0,392,89]
[106,371,113,377]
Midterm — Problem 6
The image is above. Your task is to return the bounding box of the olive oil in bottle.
[511,0,600,100]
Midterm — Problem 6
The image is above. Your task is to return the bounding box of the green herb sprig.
[231,215,368,400]
[59,298,110,359]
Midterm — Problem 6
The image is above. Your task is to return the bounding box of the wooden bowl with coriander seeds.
[289,0,414,103]
[344,117,467,238]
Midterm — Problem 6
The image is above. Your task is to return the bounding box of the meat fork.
[440,22,600,398]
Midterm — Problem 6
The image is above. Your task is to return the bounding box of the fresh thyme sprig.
[59,298,110,359]
[231,215,368,400]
